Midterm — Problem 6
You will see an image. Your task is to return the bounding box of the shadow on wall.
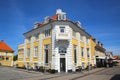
[110,74,120,80]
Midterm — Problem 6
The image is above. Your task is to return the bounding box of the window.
[44,45,50,65]
[87,48,90,57]
[74,45,77,63]
[73,30,76,37]
[0,56,2,61]
[44,29,51,37]
[82,62,85,69]
[19,54,24,58]
[27,48,30,57]
[59,47,67,53]
[81,47,84,57]
[80,36,83,41]
[86,38,89,44]
[34,46,38,57]
[18,49,24,58]
[2,56,4,60]
[60,27,65,33]
[35,34,39,41]
[45,49,48,64]
[6,57,9,61]
[27,37,31,43]
[58,14,66,20]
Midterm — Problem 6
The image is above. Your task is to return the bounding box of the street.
[0,66,120,80]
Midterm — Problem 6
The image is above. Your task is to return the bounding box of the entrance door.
[60,58,66,72]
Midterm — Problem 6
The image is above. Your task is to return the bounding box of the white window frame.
[35,34,39,41]
[73,30,76,38]
[87,48,90,58]
[81,47,84,57]
[60,26,65,33]
[34,46,38,57]
[44,29,51,37]
[27,37,31,43]
[27,48,30,58]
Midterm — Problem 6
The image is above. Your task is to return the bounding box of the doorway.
[60,58,66,72]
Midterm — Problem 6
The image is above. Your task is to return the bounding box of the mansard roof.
[23,9,91,37]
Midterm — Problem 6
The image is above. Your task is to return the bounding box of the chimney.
[1,40,4,42]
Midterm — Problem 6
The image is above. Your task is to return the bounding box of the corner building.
[0,40,14,66]
[18,9,97,72]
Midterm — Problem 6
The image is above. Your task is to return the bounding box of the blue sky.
[0,0,120,55]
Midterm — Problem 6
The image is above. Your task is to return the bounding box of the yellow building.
[17,9,105,72]
[0,40,14,66]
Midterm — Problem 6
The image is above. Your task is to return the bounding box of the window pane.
[60,27,65,33]
[34,47,38,57]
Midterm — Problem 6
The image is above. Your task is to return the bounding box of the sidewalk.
[17,67,106,80]
[45,68,106,80]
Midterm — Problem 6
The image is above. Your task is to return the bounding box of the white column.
[84,36,87,67]
[30,36,34,62]
[51,26,56,70]
[88,39,92,64]
[39,32,43,66]
[67,28,72,71]
[24,39,27,62]
[78,33,81,66]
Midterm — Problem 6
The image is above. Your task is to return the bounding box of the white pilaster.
[39,32,43,66]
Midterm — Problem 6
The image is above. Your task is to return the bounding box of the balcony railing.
[56,33,70,40]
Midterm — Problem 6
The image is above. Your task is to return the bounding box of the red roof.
[0,41,14,52]
[51,14,58,21]
[114,56,119,60]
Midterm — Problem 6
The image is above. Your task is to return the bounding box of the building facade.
[17,9,104,72]
[92,38,106,67]
[0,40,14,66]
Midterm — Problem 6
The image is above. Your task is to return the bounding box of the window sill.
[43,36,51,39]
[33,56,38,58]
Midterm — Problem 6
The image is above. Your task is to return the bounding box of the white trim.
[39,32,43,66]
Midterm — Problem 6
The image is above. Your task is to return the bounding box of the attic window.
[58,14,66,20]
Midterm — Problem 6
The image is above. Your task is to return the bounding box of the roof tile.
[0,41,14,52]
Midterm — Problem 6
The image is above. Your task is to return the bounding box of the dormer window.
[58,14,66,20]
[56,9,66,20]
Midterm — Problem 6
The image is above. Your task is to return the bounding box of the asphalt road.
[0,66,120,80]
[72,66,120,80]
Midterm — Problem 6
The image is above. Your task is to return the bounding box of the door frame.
[60,58,66,72]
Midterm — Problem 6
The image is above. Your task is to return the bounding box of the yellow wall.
[80,42,84,47]
[0,51,14,66]
[90,38,96,58]
[17,62,25,67]
[34,41,39,46]
[72,38,78,45]
[33,57,38,61]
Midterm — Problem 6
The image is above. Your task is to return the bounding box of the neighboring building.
[114,55,119,60]
[17,9,105,72]
[106,51,114,67]
[93,38,106,67]
[0,40,14,66]
[106,51,114,59]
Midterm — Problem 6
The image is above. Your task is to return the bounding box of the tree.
[13,54,18,61]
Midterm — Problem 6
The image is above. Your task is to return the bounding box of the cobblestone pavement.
[0,66,120,80]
